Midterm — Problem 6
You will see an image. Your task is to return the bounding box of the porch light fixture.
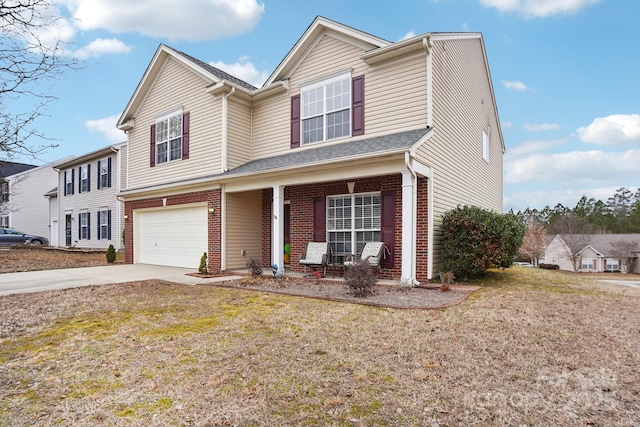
[347,181,356,194]
[208,207,215,214]
[124,214,129,220]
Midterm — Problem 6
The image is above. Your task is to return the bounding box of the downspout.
[423,35,433,128]
[220,183,226,271]
[221,87,236,173]
[404,151,420,286]
[111,145,122,250]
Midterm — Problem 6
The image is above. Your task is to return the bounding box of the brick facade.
[261,174,429,281]
[124,189,222,272]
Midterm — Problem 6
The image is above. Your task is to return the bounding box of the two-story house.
[1,160,62,238]
[117,17,504,284]
[53,143,127,249]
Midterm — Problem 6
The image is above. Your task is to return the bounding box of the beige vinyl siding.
[6,165,57,238]
[414,37,503,274]
[127,57,222,189]
[251,33,369,160]
[365,51,428,135]
[225,190,262,269]
[56,153,123,249]
[227,98,252,170]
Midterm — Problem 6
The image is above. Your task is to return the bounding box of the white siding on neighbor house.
[414,37,503,274]
[251,33,370,160]
[5,164,57,239]
[47,194,58,247]
[56,152,123,249]
[225,190,262,269]
[126,57,222,190]
[544,236,575,272]
[226,98,252,170]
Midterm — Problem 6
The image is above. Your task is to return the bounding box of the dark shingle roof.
[0,161,37,178]
[171,47,258,91]
[222,127,431,177]
[557,234,640,256]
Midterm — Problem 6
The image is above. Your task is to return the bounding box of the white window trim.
[80,211,89,240]
[300,71,352,145]
[80,165,89,192]
[605,258,619,270]
[155,109,183,165]
[100,158,109,188]
[99,208,109,239]
[327,192,381,260]
[581,257,595,270]
[65,170,73,194]
[482,130,489,162]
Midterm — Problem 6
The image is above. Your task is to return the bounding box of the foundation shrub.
[246,257,263,277]
[105,244,116,263]
[344,259,377,297]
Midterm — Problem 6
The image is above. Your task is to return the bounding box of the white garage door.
[135,205,208,269]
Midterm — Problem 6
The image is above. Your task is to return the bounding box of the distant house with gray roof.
[115,16,504,284]
[544,234,640,274]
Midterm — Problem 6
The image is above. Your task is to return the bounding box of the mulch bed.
[205,276,478,309]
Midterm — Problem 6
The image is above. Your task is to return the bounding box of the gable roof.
[118,44,256,129]
[555,234,640,256]
[264,16,391,87]
[53,143,125,169]
[0,161,37,179]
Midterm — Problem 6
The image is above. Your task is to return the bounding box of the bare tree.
[519,221,546,266]
[1,0,79,159]
[610,239,640,273]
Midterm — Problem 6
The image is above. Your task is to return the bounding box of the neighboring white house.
[0,160,68,238]
[53,143,127,249]
[544,234,640,274]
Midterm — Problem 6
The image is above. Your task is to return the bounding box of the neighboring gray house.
[544,234,640,274]
[53,143,127,249]
[0,160,64,238]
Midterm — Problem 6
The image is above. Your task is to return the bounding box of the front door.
[65,214,72,246]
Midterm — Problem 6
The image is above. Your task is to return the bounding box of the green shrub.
[441,205,525,280]
[344,259,377,297]
[198,252,208,274]
[106,244,116,263]
[246,257,263,277]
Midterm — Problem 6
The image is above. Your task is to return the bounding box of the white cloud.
[523,123,561,131]
[507,138,566,156]
[502,80,533,91]
[209,58,269,88]
[479,0,601,18]
[504,148,640,185]
[57,0,265,41]
[399,31,416,41]
[85,114,125,143]
[73,38,133,58]
[576,114,640,146]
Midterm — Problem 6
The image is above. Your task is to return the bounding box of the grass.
[0,267,639,425]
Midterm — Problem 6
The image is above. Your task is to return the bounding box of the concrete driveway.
[0,264,241,296]
[598,279,640,289]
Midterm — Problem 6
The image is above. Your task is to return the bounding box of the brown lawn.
[1,249,639,426]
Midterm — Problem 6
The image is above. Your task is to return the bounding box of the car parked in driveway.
[0,228,49,246]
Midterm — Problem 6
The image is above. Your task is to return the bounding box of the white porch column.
[272,185,285,274]
[401,170,415,286]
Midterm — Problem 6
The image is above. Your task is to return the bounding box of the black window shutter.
[64,172,68,196]
[97,211,101,240]
[87,212,91,240]
[107,157,112,188]
[107,210,112,240]
[87,164,91,192]
[150,124,156,167]
[78,167,82,193]
[352,75,365,136]
[313,197,325,242]
[78,213,81,239]
[182,112,190,159]
[380,190,395,269]
[291,95,301,148]
[71,169,75,195]
[97,160,101,189]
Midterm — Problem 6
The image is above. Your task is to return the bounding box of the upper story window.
[482,130,489,162]
[0,181,8,203]
[156,111,182,165]
[301,73,351,145]
[64,170,74,196]
[291,74,364,149]
[98,158,111,189]
[80,165,90,193]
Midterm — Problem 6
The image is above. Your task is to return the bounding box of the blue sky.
[8,0,640,212]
